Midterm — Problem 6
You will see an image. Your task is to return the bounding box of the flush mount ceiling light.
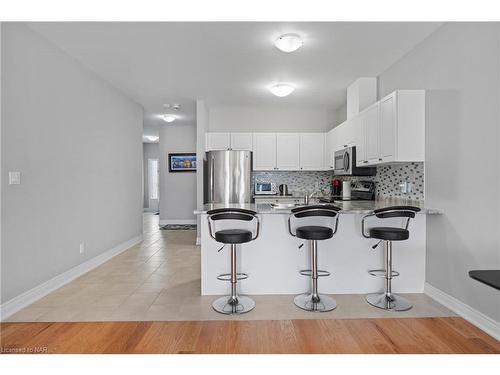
[274,33,303,53]
[144,135,159,142]
[162,114,176,123]
[269,83,295,97]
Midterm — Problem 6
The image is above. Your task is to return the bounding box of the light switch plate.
[9,171,21,185]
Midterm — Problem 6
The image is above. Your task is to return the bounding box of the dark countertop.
[469,270,500,291]
[194,198,442,215]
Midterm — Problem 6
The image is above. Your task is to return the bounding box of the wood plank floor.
[1,317,498,354]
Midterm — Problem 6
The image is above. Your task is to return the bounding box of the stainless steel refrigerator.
[204,150,253,204]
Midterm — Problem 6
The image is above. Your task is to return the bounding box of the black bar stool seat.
[369,227,409,241]
[296,226,333,241]
[215,229,253,244]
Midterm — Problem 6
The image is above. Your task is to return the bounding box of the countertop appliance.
[334,146,376,176]
[320,181,375,202]
[278,184,290,196]
[255,182,277,195]
[205,150,252,203]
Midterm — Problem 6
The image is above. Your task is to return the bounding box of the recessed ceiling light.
[162,114,176,123]
[144,136,159,142]
[274,33,303,53]
[269,83,295,97]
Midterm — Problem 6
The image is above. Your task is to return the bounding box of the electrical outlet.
[79,243,85,254]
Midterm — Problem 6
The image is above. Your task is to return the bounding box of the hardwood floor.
[1,317,498,354]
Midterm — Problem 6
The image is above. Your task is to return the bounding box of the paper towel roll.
[342,181,351,199]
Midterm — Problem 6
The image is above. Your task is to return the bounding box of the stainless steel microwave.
[333,146,376,176]
[254,182,277,195]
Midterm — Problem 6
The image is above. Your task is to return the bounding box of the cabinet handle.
[343,144,348,147]
[379,158,382,161]
[363,161,368,164]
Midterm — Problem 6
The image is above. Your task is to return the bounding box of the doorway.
[148,158,159,212]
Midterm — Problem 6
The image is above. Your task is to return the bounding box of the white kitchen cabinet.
[276,133,300,170]
[362,102,381,165]
[253,133,277,170]
[353,116,366,166]
[379,92,396,162]
[299,133,325,170]
[230,133,253,151]
[206,132,253,151]
[324,128,337,170]
[357,90,425,166]
[205,133,230,151]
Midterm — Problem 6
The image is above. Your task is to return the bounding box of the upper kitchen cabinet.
[206,132,230,151]
[276,133,300,170]
[206,132,253,151]
[325,127,337,170]
[358,90,425,165]
[230,132,253,150]
[299,133,325,170]
[253,133,277,170]
[361,101,381,165]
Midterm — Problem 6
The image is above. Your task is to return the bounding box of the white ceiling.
[27,22,442,137]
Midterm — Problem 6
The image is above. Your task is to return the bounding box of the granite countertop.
[194,198,443,215]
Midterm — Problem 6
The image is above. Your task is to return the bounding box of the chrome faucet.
[304,190,319,205]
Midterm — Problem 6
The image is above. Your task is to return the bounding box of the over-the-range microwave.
[334,146,376,176]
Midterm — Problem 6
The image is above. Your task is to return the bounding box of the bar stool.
[207,208,260,314]
[288,204,341,312]
[361,205,421,311]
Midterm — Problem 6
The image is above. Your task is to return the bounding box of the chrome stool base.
[212,295,255,315]
[294,293,337,312]
[365,293,412,311]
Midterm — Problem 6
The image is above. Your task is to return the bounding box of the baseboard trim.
[424,282,500,340]
[0,234,143,321]
[159,219,196,225]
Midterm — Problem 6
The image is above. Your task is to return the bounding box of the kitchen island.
[195,200,441,296]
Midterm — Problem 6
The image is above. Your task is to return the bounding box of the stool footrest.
[299,269,331,277]
[368,269,400,278]
[217,272,249,281]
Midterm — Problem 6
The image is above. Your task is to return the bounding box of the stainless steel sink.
[270,203,302,210]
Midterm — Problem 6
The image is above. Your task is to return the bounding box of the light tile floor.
[6,213,455,322]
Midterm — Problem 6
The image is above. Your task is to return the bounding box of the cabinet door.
[206,133,230,151]
[352,115,366,166]
[253,133,276,170]
[343,119,356,147]
[363,103,381,164]
[334,122,347,151]
[276,133,300,170]
[379,93,396,162]
[230,133,253,151]
[325,128,337,170]
[299,133,325,170]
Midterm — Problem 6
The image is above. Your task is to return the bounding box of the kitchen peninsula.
[195,200,441,296]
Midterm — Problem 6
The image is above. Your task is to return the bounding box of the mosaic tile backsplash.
[253,162,425,200]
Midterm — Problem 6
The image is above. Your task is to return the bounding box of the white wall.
[378,23,500,322]
[209,105,333,132]
[159,123,197,224]
[143,142,159,209]
[1,24,143,303]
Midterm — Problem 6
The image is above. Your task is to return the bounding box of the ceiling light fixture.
[162,114,176,123]
[269,83,295,97]
[274,33,303,53]
[144,136,159,142]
